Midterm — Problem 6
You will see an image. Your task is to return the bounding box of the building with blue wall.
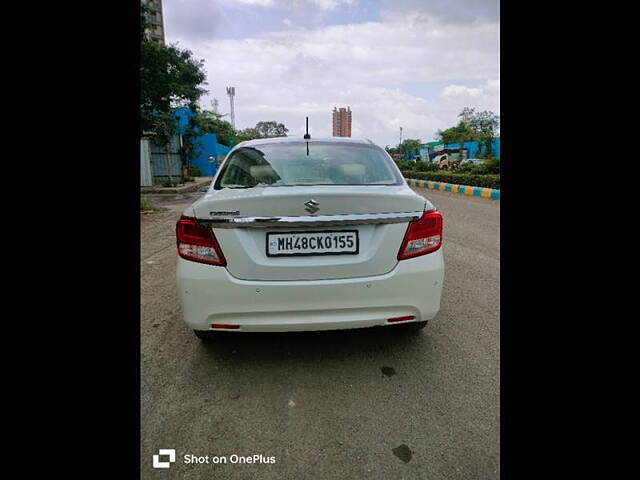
[444,139,500,159]
[412,138,500,161]
[174,107,232,177]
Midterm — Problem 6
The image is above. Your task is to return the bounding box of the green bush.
[482,158,500,174]
[415,162,440,172]
[458,164,488,175]
[394,159,412,170]
[395,159,440,172]
[401,170,500,189]
[436,157,500,175]
[457,163,476,173]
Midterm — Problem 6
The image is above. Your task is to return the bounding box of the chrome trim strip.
[199,211,423,229]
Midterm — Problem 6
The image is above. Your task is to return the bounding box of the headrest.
[250,165,279,180]
[337,164,366,177]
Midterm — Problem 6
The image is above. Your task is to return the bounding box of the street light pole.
[226,87,236,129]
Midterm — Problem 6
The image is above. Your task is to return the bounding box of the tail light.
[176,216,226,266]
[397,209,443,260]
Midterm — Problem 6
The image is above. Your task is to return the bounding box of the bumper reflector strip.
[387,316,416,323]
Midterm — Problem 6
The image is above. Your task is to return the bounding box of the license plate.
[266,230,359,257]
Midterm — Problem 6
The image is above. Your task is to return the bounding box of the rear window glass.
[215,142,403,189]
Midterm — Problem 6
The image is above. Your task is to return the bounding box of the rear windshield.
[215,142,403,189]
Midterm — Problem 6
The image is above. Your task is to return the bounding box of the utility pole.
[399,126,403,146]
[226,87,236,128]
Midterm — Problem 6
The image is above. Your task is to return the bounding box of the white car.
[460,158,485,166]
[176,137,444,339]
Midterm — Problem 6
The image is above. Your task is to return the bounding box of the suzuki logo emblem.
[304,199,320,214]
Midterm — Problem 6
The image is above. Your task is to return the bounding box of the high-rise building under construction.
[143,0,165,45]
[332,107,352,137]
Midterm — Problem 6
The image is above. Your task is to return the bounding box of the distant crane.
[226,87,236,128]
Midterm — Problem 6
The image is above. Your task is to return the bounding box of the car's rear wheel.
[193,329,216,341]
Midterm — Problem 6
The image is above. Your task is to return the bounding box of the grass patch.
[162,180,183,188]
[141,195,154,212]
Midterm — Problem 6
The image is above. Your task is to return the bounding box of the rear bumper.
[176,251,444,332]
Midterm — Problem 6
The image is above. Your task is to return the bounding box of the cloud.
[443,85,483,97]
[163,0,358,41]
[381,0,499,24]
[166,5,499,146]
[440,80,500,121]
[283,17,292,25]
[223,0,355,9]
[309,0,356,10]
[229,0,275,6]
[486,79,500,91]
[443,79,500,100]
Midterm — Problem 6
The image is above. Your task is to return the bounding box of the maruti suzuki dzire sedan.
[176,137,444,340]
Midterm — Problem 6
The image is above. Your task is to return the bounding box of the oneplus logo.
[153,449,176,469]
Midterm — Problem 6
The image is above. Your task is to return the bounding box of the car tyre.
[193,329,216,341]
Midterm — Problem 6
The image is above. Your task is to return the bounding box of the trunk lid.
[192,185,424,218]
[190,185,428,281]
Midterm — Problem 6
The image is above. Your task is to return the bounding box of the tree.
[434,107,499,158]
[179,114,204,165]
[140,41,208,135]
[435,122,480,150]
[141,0,208,136]
[193,110,237,146]
[458,107,500,157]
[140,0,209,184]
[236,121,289,142]
[435,121,474,167]
[385,145,399,155]
[236,127,261,143]
[254,121,288,138]
[398,139,421,156]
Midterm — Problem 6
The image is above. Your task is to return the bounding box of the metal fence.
[149,135,182,183]
[140,138,153,186]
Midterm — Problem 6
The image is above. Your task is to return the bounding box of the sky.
[162,0,499,147]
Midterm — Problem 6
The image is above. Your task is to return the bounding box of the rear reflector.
[397,209,443,260]
[176,215,226,266]
[211,323,240,330]
[387,315,416,323]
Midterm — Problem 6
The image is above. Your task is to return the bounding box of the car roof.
[235,137,377,148]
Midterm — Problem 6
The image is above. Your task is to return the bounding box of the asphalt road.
[141,188,499,479]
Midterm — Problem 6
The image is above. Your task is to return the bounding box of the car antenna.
[304,116,310,155]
